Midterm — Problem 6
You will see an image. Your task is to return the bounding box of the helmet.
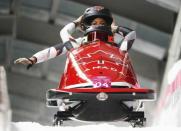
[85,25,113,42]
[82,6,113,26]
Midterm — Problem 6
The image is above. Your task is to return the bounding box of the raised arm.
[60,15,83,43]
[112,25,136,51]
[14,16,84,69]
[14,43,67,69]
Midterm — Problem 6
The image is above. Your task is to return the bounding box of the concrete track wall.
[0,66,11,131]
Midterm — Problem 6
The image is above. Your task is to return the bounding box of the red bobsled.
[46,27,155,127]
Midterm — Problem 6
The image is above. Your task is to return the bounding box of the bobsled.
[46,26,155,127]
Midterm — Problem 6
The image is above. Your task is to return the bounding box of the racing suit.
[32,22,136,63]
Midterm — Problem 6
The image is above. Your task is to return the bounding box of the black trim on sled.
[46,89,155,101]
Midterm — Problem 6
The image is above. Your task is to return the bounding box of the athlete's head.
[82,6,113,26]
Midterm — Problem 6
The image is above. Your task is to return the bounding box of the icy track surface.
[11,122,181,131]
[12,122,133,131]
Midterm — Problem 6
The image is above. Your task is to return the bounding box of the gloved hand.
[73,15,83,27]
[111,25,119,33]
[111,19,118,33]
[73,15,86,31]
[14,58,32,65]
[14,57,36,69]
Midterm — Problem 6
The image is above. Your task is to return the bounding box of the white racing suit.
[33,22,136,63]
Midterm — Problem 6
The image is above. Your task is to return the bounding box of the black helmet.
[85,25,113,42]
[82,6,113,26]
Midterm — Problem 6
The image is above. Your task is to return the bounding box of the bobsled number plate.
[92,76,111,88]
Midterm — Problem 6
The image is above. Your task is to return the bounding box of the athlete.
[14,6,136,69]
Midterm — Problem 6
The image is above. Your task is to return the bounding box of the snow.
[11,122,131,131]
[153,60,181,126]
[10,122,181,131]
[167,60,181,84]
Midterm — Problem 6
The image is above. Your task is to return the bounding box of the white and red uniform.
[32,22,136,63]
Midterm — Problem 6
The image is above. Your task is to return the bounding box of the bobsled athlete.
[14,6,136,68]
